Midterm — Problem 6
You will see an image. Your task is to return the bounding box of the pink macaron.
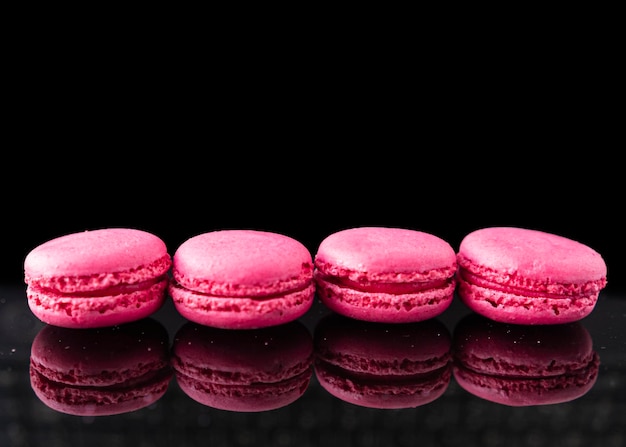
[171,321,314,412]
[456,227,607,325]
[314,227,457,323]
[30,318,173,416]
[169,229,315,329]
[452,313,600,406]
[24,228,172,328]
[314,314,452,409]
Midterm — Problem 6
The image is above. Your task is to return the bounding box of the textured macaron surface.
[313,227,457,323]
[172,230,313,297]
[457,227,607,295]
[456,227,607,324]
[24,228,171,293]
[314,227,457,291]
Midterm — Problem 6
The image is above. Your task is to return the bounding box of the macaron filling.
[315,257,455,288]
[25,255,172,294]
[314,270,454,295]
[28,280,168,321]
[316,277,455,307]
[169,281,315,312]
[457,256,607,300]
[172,269,313,298]
[28,275,168,299]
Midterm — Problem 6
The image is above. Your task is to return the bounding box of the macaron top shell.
[457,227,607,285]
[172,229,313,297]
[24,228,171,293]
[314,227,457,283]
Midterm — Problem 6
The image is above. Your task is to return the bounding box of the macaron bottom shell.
[169,282,315,329]
[315,279,455,324]
[27,279,168,329]
[457,278,597,325]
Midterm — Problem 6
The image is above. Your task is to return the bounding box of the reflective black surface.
[2,285,625,447]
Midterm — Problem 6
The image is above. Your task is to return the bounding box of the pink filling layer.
[456,278,597,324]
[169,281,315,329]
[315,276,455,321]
[169,281,315,312]
[315,259,456,291]
[173,263,313,298]
[26,255,172,294]
[457,256,606,299]
[315,271,452,294]
[28,276,166,298]
[27,279,168,328]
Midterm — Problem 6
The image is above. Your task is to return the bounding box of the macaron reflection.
[171,321,314,412]
[452,314,600,406]
[29,318,173,416]
[313,314,452,409]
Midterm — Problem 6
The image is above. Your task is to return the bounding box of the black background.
[4,149,623,294]
[3,52,623,294]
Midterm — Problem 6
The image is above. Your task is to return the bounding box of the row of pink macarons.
[23,225,608,330]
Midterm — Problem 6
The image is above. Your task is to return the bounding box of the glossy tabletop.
[1,284,624,447]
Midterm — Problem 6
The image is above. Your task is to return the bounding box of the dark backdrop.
[3,148,623,294]
[5,21,622,294]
